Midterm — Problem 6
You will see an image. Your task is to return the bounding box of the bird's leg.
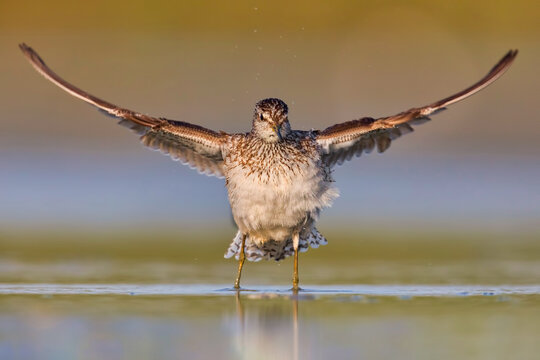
[234,234,247,289]
[292,232,300,291]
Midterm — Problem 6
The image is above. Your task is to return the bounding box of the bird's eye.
[259,114,264,120]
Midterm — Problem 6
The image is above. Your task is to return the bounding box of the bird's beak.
[273,124,283,141]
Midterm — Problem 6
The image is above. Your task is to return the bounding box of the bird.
[19,43,517,290]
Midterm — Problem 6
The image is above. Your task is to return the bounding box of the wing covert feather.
[317,50,518,167]
[19,43,227,178]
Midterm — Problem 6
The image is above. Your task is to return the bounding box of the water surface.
[1,287,540,360]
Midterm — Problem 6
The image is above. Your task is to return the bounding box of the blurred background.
[2,1,540,359]
[1,0,539,274]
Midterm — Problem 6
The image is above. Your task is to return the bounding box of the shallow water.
[1,232,540,359]
[2,282,540,359]
[1,288,540,360]
[2,283,540,297]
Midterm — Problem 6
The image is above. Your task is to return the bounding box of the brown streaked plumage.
[316,49,518,166]
[19,43,517,290]
[18,43,226,177]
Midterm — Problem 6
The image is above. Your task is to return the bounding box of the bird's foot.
[290,286,303,294]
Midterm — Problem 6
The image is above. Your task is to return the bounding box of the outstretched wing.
[316,50,518,167]
[19,43,227,178]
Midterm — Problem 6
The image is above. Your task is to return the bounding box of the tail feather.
[224,228,328,262]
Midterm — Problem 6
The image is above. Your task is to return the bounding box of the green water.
[1,293,540,359]
[1,230,539,359]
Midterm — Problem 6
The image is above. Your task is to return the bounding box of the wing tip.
[499,49,519,69]
[507,49,519,59]
[19,42,33,61]
[488,49,519,79]
[19,42,43,65]
[18,42,31,53]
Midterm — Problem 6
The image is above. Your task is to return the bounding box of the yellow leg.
[234,234,247,289]
[292,233,300,291]
[292,248,299,291]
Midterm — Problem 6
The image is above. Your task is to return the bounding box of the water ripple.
[1,284,540,297]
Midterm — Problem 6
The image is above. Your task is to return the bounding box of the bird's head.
[251,98,291,143]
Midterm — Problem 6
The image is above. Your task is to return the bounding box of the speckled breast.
[222,134,339,242]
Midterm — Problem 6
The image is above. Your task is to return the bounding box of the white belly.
[225,154,338,244]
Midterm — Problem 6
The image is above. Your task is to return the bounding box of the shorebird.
[20,44,517,290]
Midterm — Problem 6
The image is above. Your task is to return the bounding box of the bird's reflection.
[229,291,301,360]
